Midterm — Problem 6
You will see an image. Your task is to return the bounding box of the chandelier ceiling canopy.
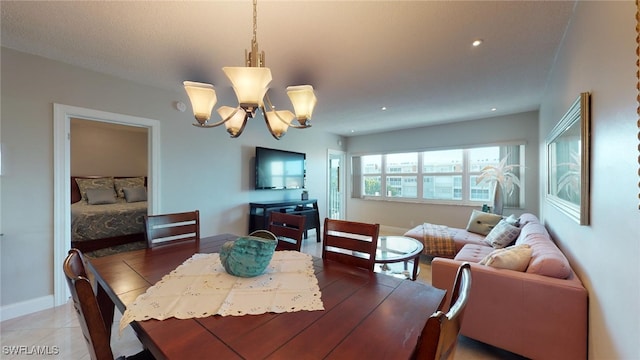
[183,0,317,140]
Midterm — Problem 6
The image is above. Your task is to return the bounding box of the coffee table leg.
[411,255,420,281]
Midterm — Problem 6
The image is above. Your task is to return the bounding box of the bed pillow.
[479,244,532,271]
[114,177,145,198]
[76,177,115,201]
[466,210,503,236]
[86,188,117,205]
[123,186,147,203]
[484,219,521,248]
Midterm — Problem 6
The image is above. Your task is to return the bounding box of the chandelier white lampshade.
[183,81,217,124]
[223,67,272,113]
[217,106,248,137]
[182,0,316,139]
[286,85,317,126]
[265,110,295,139]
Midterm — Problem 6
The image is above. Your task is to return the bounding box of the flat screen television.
[255,147,306,190]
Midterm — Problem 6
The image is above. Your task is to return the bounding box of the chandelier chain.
[252,0,258,44]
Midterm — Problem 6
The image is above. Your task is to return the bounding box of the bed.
[71,176,148,253]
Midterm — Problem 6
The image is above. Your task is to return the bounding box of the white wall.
[0,48,342,313]
[539,2,639,359]
[345,111,539,229]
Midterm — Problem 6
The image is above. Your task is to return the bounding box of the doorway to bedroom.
[69,119,149,255]
[53,104,161,306]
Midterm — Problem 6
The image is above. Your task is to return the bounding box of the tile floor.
[0,235,526,359]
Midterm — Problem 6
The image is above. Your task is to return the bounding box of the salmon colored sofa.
[430,213,588,360]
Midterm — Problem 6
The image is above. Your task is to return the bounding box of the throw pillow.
[466,210,503,236]
[123,186,147,203]
[484,219,521,248]
[504,214,520,227]
[75,177,115,201]
[480,244,532,272]
[114,177,145,198]
[86,188,117,205]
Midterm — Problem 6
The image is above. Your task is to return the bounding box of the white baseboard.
[0,295,55,322]
[380,225,409,236]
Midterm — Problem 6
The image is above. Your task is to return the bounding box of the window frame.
[353,144,525,208]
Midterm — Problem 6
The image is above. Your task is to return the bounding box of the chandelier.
[183,0,317,140]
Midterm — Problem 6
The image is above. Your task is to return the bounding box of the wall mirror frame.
[546,92,591,225]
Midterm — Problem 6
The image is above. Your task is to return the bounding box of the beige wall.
[539,2,639,359]
[71,118,148,176]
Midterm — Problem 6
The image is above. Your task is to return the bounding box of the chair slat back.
[322,218,380,271]
[414,262,472,360]
[269,212,306,251]
[145,210,200,248]
[63,249,114,360]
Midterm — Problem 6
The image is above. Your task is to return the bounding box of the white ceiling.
[1,1,576,136]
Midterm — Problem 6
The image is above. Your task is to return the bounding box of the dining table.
[87,233,446,360]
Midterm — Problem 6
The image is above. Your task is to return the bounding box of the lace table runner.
[119,251,324,333]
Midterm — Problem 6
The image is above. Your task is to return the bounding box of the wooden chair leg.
[96,284,115,339]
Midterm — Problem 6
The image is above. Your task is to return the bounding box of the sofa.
[421,213,588,360]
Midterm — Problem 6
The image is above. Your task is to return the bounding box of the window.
[386,153,417,198]
[468,147,500,203]
[352,144,524,207]
[362,155,382,196]
[422,149,462,200]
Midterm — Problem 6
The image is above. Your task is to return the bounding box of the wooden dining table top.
[87,233,446,360]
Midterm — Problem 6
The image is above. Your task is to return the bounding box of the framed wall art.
[546,92,591,225]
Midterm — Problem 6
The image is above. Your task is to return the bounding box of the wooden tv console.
[249,199,321,241]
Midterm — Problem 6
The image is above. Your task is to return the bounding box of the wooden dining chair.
[144,210,200,248]
[413,262,472,360]
[63,249,153,360]
[322,218,380,271]
[269,212,306,251]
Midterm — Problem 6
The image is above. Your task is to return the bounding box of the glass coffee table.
[375,235,424,280]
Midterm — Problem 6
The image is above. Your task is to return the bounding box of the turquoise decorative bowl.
[219,233,277,278]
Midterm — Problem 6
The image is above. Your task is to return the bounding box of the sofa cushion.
[466,210,502,235]
[504,214,520,226]
[454,244,494,263]
[518,213,540,227]
[484,219,521,248]
[448,227,487,253]
[516,223,572,279]
[480,244,532,271]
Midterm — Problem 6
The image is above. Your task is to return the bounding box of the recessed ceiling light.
[381,106,387,111]
[472,39,483,47]
[491,107,497,112]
